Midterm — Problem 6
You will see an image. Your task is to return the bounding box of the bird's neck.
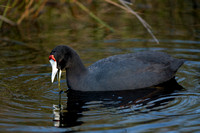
[66,54,88,89]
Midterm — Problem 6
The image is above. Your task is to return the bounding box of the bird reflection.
[53,78,183,128]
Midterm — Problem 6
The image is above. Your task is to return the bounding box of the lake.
[0,1,200,132]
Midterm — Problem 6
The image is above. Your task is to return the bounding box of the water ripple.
[103,38,200,44]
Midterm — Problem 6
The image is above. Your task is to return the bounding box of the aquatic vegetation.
[0,0,159,43]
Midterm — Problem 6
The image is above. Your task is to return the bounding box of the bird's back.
[84,51,184,91]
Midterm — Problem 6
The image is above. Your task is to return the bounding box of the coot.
[49,45,184,91]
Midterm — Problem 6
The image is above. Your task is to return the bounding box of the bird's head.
[49,45,73,83]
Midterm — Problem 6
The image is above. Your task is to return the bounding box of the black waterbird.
[49,45,185,91]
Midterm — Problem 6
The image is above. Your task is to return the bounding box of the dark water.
[0,1,200,133]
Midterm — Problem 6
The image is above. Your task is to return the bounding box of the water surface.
[0,1,200,132]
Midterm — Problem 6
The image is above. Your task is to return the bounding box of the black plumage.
[49,45,185,91]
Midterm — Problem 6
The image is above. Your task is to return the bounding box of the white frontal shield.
[49,59,58,83]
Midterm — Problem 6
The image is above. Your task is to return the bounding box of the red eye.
[49,55,56,61]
